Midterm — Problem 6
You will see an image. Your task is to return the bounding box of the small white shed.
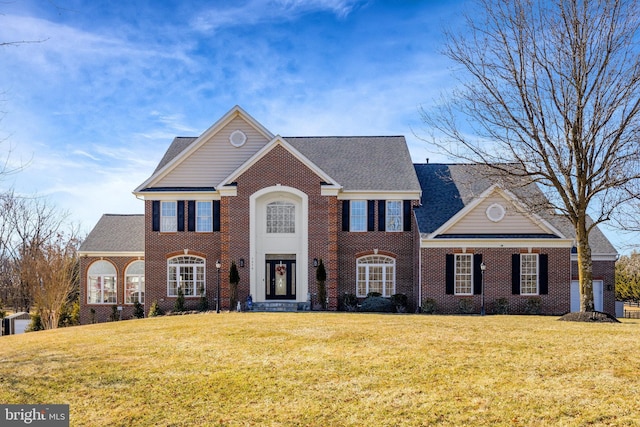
[2,312,31,335]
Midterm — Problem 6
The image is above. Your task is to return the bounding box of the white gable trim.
[426,184,566,239]
[134,106,274,193]
[218,135,340,189]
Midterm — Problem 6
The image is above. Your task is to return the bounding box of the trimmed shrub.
[360,296,395,313]
[367,292,382,298]
[391,293,408,313]
[458,298,475,314]
[133,301,145,318]
[421,298,437,314]
[341,293,358,312]
[494,297,510,315]
[316,259,327,310]
[229,261,240,311]
[109,305,120,322]
[89,308,96,324]
[198,285,209,312]
[174,287,185,312]
[148,300,163,317]
[524,297,542,314]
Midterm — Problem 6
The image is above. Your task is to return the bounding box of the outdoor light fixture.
[313,258,319,268]
[239,258,245,268]
[480,261,486,316]
[216,260,221,314]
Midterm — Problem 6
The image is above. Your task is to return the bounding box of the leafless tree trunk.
[422,0,640,312]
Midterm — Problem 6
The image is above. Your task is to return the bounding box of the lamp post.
[216,260,221,314]
[480,261,486,316]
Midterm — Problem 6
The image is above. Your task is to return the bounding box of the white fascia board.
[571,253,619,262]
[337,190,421,200]
[133,105,275,193]
[218,135,339,188]
[79,251,145,258]
[133,191,221,201]
[320,185,342,196]
[420,237,574,249]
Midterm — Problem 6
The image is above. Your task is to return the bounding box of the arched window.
[356,255,395,297]
[87,260,117,304]
[167,256,205,297]
[266,201,295,233]
[125,261,145,304]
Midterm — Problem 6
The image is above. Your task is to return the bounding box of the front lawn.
[0,313,638,426]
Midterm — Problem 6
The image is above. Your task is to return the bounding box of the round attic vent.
[229,130,247,147]
[486,203,506,222]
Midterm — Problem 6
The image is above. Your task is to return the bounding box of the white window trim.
[125,261,145,304]
[87,261,117,305]
[167,256,206,297]
[196,201,213,232]
[161,201,177,232]
[356,255,396,297]
[520,253,539,295]
[386,200,403,232]
[350,200,367,232]
[454,253,473,296]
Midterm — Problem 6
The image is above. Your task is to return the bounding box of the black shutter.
[188,201,195,232]
[342,200,350,231]
[378,200,386,231]
[367,200,375,231]
[446,254,455,295]
[213,200,221,232]
[152,201,160,232]
[539,254,549,295]
[473,254,483,295]
[403,200,411,232]
[177,201,185,232]
[512,254,521,295]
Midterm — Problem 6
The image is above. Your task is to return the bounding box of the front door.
[266,259,296,300]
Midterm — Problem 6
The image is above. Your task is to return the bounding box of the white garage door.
[14,319,30,334]
[571,280,603,312]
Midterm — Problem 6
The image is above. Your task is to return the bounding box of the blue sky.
[0,0,632,251]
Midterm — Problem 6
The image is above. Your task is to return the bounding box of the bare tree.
[21,232,79,330]
[422,0,640,312]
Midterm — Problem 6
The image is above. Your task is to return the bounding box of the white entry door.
[571,280,603,312]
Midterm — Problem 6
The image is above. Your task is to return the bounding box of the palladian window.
[356,255,395,297]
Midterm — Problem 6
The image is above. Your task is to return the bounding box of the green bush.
[89,308,96,324]
[458,298,475,314]
[494,297,510,315]
[340,293,358,312]
[524,297,542,314]
[26,312,43,332]
[360,296,394,313]
[316,259,327,310]
[421,298,437,314]
[148,300,163,317]
[391,293,408,313]
[133,301,145,318]
[109,305,120,322]
[174,287,185,312]
[229,261,240,310]
[367,292,382,298]
[198,285,209,312]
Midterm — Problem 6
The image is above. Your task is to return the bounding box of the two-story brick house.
[78,106,617,323]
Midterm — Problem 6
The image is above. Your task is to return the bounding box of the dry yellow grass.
[1,313,639,426]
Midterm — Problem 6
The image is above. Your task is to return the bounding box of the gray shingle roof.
[414,163,617,254]
[153,137,197,174]
[79,214,145,253]
[285,136,421,192]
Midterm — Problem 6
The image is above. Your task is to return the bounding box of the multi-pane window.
[125,261,145,304]
[520,254,539,295]
[455,254,473,295]
[87,260,117,304]
[356,255,395,297]
[196,201,213,232]
[161,201,177,232]
[350,200,366,232]
[386,200,403,232]
[266,201,295,233]
[168,256,205,297]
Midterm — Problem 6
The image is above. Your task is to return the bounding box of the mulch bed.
[558,311,620,323]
